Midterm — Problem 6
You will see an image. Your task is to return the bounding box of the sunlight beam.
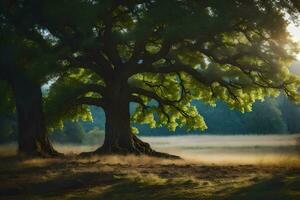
[287,22,300,60]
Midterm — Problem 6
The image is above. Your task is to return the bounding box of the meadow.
[0,134,299,200]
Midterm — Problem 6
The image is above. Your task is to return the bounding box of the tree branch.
[102,13,122,68]
[134,63,211,85]
[72,97,106,108]
[129,86,191,118]
[143,40,172,64]
[64,55,106,78]
[82,84,106,96]
[125,39,173,77]
[129,94,149,110]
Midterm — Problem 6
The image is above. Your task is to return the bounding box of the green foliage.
[125,0,300,132]
[50,121,85,144]
[0,16,60,85]
[45,70,96,130]
[242,99,288,134]
[134,97,294,135]
[280,95,300,133]
[50,122,105,145]
[2,0,300,136]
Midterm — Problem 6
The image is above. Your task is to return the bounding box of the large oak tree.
[0,1,60,156]
[15,0,300,156]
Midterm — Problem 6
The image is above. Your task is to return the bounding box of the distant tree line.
[137,95,300,136]
[1,94,299,144]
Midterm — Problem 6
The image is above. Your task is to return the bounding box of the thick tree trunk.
[99,97,153,154]
[12,78,60,157]
[81,83,180,159]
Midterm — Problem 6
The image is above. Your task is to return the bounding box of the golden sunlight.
[288,22,300,60]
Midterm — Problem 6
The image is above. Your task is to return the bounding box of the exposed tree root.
[79,134,181,160]
[18,145,64,158]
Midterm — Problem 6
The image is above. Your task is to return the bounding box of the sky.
[287,22,300,61]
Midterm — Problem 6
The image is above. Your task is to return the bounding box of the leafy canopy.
[0,1,61,85]
[39,0,300,132]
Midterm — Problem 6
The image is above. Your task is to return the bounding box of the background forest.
[1,61,300,144]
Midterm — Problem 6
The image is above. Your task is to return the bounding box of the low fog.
[1,134,299,166]
[143,134,300,165]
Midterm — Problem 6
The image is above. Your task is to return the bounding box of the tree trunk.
[81,83,180,159]
[12,77,60,157]
[99,97,153,154]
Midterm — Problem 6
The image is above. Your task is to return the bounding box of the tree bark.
[99,96,152,154]
[81,83,180,159]
[11,77,60,157]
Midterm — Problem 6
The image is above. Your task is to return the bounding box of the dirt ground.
[0,154,299,200]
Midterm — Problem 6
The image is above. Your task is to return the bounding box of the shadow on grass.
[0,171,117,198]
[80,175,206,200]
[221,170,300,200]
[0,155,299,200]
[80,170,300,200]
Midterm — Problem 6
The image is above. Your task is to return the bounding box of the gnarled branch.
[72,96,106,108]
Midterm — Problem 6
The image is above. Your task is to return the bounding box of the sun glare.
[287,22,300,60]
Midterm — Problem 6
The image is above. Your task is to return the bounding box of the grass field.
[0,134,299,200]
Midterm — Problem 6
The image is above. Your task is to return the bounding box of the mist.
[2,134,298,166]
[142,134,300,165]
